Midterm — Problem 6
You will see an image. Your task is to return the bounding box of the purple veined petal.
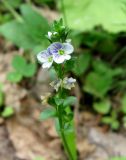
[64,55,71,60]
[53,54,65,64]
[62,43,74,54]
[42,61,53,68]
[37,50,48,63]
[49,42,63,54]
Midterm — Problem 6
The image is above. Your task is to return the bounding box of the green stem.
[58,106,74,160]
[60,0,67,26]
[1,0,23,22]
[111,46,126,64]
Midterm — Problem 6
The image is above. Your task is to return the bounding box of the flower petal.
[63,43,74,54]
[42,61,53,68]
[49,42,62,54]
[64,55,71,60]
[53,54,65,64]
[37,50,48,63]
[48,32,52,39]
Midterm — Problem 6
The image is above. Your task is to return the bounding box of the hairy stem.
[58,106,74,160]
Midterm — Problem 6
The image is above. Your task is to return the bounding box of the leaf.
[63,96,77,107]
[93,99,111,114]
[73,52,91,76]
[102,116,112,124]
[0,92,4,106]
[84,72,112,98]
[110,157,126,160]
[2,106,14,118]
[54,97,64,106]
[40,108,56,120]
[121,94,126,114]
[34,157,45,160]
[12,55,26,73]
[111,120,120,130]
[0,4,49,52]
[60,0,126,32]
[7,71,23,83]
[23,63,36,77]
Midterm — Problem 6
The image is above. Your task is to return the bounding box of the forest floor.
[0,47,126,160]
[0,6,126,160]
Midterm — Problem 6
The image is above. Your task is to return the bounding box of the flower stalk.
[37,19,77,160]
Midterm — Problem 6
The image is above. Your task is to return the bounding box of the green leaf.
[2,106,14,118]
[73,52,91,76]
[110,157,126,160]
[0,4,49,51]
[33,157,45,160]
[102,116,112,124]
[84,72,112,98]
[63,96,77,107]
[0,92,4,106]
[54,97,64,106]
[93,99,111,114]
[23,63,36,77]
[12,55,26,73]
[40,108,56,120]
[121,94,126,114]
[60,0,126,32]
[7,71,23,83]
[111,120,120,130]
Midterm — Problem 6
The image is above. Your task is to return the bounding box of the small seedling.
[7,55,36,83]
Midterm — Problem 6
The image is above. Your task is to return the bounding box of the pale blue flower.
[63,77,76,90]
[48,42,74,64]
[37,50,53,68]
[50,77,76,91]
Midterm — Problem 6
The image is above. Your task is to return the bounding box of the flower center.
[48,56,52,62]
[58,49,65,55]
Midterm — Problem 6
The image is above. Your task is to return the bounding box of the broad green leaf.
[102,117,112,124]
[121,94,126,114]
[73,52,91,76]
[7,0,22,8]
[84,72,112,98]
[23,63,36,77]
[93,99,111,114]
[60,0,126,32]
[7,71,23,83]
[0,4,49,52]
[12,55,26,73]
[54,97,64,106]
[40,108,56,120]
[63,96,77,107]
[2,106,14,118]
[111,120,120,130]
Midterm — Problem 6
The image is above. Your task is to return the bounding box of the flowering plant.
[37,19,77,160]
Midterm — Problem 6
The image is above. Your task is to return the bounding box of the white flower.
[41,93,51,105]
[37,50,53,68]
[62,77,76,90]
[66,39,71,43]
[50,79,62,91]
[47,31,58,39]
[48,42,74,64]
[50,77,76,91]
